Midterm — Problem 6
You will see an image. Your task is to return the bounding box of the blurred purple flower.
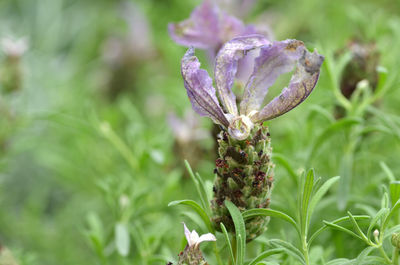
[217,0,256,18]
[168,111,209,144]
[103,2,155,66]
[181,35,324,140]
[168,0,269,56]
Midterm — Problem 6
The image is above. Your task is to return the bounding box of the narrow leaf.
[347,211,369,243]
[309,215,370,246]
[265,239,305,264]
[247,248,284,265]
[380,161,396,182]
[220,223,235,263]
[115,222,130,257]
[168,200,214,233]
[242,208,299,234]
[390,181,400,206]
[301,169,315,235]
[272,153,298,185]
[308,176,340,225]
[307,118,361,163]
[366,208,389,240]
[184,160,211,217]
[225,200,246,265]
[323,221,363,241]
[382,198,400,232]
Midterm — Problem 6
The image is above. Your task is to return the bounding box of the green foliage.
[0,0,400,264]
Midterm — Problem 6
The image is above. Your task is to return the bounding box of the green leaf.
[384,224,400,240]
[366,207,389,240]
[308,104,335,124]
[323,221,363,241]
[381,192,389,209]
[242,208,299,235]
[326,258,351,265]
[337,151,353,210]
[301,169,315,235]
[354,246,375,264]
[390,181,400,206]
[272,153,298,185]
[308,176,340,225]
[247,248,284,265]
[307,118,361,164]
[382,198,400,232]
[237,234,244,265]
[168,200,214,233]
[225,201,246,265]
[380,161,396,182]
[347,211,369,243]
[184,160,212,217]
[266,239,305,264]
[309,215,370,246]
[115,222,130,257]
[220,223,235,263]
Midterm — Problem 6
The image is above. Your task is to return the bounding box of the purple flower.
[181,35,324,140]
[168,0,264,55]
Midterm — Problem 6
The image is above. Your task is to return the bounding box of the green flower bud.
[392,233,400,249]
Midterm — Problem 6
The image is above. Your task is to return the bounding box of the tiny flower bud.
[392,233,400,249]
[119,194,130,209]
[373,229,379,238]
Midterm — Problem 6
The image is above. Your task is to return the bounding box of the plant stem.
[393,247,399,265]
[378,245,392,264]
[302,235,310,265]
[214,242,223,265]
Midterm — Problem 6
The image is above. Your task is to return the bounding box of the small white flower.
[183,222,216,248]
[1,37,28,57]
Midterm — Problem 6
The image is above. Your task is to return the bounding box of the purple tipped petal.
[252,49,324,122]
[240,40,306,115]
[214,35,270,115]
[181,47,229,127]
[168,0,220,49]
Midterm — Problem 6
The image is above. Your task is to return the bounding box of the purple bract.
[181,35,324,140]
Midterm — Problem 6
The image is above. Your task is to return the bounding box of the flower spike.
[181,47,230,127]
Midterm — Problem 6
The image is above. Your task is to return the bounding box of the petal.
[183,223,192,246]
[218,12,249,44]
[168,0,220,49]
[196,233,217,246]
[190,230,200,246]
[240,40,306,115]
[181,47,229,127]
[252,49,324,122]
[214,35,270,115]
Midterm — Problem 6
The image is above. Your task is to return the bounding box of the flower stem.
[213,242,223,265]
[393,247,399,265]
[302,235,310,265]
[377,245,392,264]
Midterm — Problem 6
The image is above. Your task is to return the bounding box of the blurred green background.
[0,0,400,264]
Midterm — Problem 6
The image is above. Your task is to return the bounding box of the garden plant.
[1,0,400,265]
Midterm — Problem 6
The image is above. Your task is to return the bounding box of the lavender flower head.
[181,35,324,140]
[168,0,268,55]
